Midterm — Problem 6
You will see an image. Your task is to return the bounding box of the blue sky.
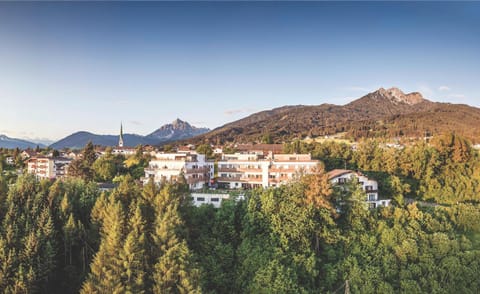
[0,2,479,142]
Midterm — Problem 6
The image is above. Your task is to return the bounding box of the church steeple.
[118,122,124,147]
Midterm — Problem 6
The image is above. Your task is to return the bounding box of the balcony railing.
[240,177,263,183]
[218,167,241,173]
[268,176,291,183]
[187,177,206,184]
[238,167,263,173]
[269,167,298,173]
[145,167,181,172]
[185,167,209,173]
[217,176,242,182]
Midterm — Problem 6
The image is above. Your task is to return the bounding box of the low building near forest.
[191,193,231,208]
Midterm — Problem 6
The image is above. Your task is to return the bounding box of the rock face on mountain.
[189,87,480,144]
[50,119,210,149]
[0,135,44,149]
[146,119,210,142]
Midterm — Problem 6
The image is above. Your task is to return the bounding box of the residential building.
[217,152,319,189]
[235,143,284,156]
[112,147,136,156]
[61,151,80,160]
[27,156,72,180]
[21,150,37,160]
[327,169,391,208]
[144,152,214,190]
[6,156,14,165]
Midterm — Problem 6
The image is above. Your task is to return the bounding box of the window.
[365,185,374,191]
[368,194,376,201]
[196,197,205,201]
[338,178,346,184]
[211,198,219,202]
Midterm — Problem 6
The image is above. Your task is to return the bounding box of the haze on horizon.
[0,1,479,142]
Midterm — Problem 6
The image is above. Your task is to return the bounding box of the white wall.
[191,193,230,208]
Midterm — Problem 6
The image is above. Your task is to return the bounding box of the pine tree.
[151,186,201,293]
[120,205,147,294]
[81,198,125,294]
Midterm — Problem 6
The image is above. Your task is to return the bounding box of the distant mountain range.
[188,87,480,144]
[49,119,210,150]
[5,89,480,150]
[0,135,45,149]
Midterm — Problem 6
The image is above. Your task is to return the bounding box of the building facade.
[217,152,319,189]
[27,157,72,180]
[144,152,214,190]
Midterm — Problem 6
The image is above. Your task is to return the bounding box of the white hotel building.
[144,152,214,190]
[217,152,320,189]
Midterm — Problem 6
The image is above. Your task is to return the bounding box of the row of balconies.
[217,175,291,184]
[146,166,211,173]
[218,166,301,173]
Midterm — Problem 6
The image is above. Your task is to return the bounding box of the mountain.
[0,135,45,149]
[146,119,210,142]
[188,87,480,144]
[50,131,151,150]
[50,119,210,149]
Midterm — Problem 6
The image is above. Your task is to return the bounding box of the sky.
[0,1,479,143]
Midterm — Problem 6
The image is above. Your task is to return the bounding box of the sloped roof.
[326,169,354,179]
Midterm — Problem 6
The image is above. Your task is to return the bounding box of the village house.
[6,156,14,165]
[326,169,391,208]
[21,150,37,160]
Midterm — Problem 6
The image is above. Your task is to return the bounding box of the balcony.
[187,177,206,184]
[238,167,263,173]
[268,176,291,183]
[218,167,240,173]
[240,176,263,183]
[145,167,181,172]
[269,167,298,173]
[217,176,242,182]
[185,167,209,174]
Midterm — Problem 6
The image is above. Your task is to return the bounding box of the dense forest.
[1,133,480,293]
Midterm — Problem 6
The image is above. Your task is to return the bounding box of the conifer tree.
[81,198,125,294]
[120,205,147,294]
[152,186,201,293]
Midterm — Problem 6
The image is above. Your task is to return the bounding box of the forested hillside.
[189,88,480,144]
[1,133,480,293]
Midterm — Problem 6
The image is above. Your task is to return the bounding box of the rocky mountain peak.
[172,118,185,127]
[373,87,425,105]
[146,119,210,141]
